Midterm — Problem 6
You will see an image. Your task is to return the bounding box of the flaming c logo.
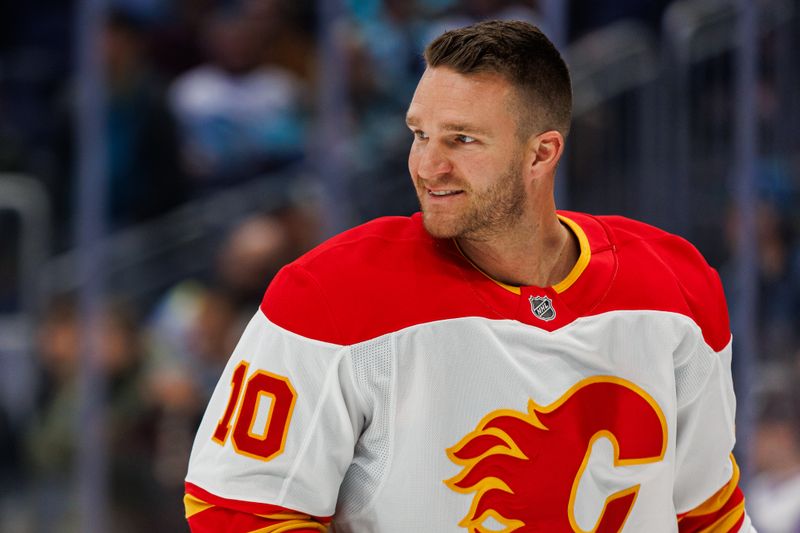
[445,376,667,533]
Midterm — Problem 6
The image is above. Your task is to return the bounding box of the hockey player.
[185,20,754,532]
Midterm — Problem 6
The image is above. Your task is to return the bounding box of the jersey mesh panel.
[337,335,395,516]
[674,344,716,409]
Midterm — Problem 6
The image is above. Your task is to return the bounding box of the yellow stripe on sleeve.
[696,501,746,533]
[251,519,328,533]
[183,492,215,519]
[682,455,740,518]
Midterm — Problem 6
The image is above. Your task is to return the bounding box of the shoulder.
[599,215,712,276]
[260,214,477,345]
[293,214,432,265]
[597,215,719,291]
[592,215,730,351]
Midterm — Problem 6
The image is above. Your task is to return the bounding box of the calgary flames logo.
[445,376,667,533]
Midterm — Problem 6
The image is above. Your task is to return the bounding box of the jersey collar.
[444,211,616,329]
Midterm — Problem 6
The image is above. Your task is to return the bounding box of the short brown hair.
[424,20,572,138]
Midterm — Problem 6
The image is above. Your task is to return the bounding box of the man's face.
[406,67,528,240]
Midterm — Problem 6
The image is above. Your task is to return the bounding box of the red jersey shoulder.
[292,214,428,265]
[593,215,731,351]
[261,212,731,350]
[260,214,497,345]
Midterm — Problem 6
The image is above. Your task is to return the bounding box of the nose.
[412,142,453,181]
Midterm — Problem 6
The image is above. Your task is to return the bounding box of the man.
[185,20,754,532]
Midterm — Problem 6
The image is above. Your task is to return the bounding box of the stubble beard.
[419,156,527,241]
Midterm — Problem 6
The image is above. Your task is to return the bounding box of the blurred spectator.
[351,0,424,98]
[422,0,540,48]
[146,282,239,412]
[568,0,672,40]
[168,5,307,192]
[722,201,800,362]
[748,388,800,533]
[103,9,187,223]
[25,295,159,532]
[215,210,299,309]
[335,2,424,220]
[243,0,319,84]
[138,209,315,523]
[49,7,187,249]
[146,211,301,400]
[147,0,215,78]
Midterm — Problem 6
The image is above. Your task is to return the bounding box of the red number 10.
[212,361,297,462]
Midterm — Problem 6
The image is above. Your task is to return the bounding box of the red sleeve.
[184,482,331,533]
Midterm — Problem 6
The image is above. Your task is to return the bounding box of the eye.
[456,134,477,144]
[413,130,428,140]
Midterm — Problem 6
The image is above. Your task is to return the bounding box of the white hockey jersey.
[185,211,753,532]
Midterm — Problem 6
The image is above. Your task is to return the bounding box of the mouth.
[426,189,464,198]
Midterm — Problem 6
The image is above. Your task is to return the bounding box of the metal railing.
[0,174,50,422]
[0,174,50,316]
[37,169,308,311]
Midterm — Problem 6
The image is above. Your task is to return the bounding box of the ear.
[527,130,565,178]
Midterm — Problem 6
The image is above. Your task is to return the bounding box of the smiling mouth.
[427,189,464,197]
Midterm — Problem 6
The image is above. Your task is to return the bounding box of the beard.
[417,155,526,241]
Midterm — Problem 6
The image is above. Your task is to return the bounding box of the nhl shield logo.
[529,295,556,321]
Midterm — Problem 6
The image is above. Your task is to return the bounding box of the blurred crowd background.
[0,0,799,531]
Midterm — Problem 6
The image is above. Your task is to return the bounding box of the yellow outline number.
[212,361,297,462]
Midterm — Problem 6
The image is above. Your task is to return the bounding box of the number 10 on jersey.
[212,361,297,462]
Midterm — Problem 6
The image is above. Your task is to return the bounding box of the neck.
[456,205,578,288]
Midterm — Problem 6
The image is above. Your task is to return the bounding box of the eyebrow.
[405,115,490,137]
[405,114,420,127]
[441,122,490,136]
